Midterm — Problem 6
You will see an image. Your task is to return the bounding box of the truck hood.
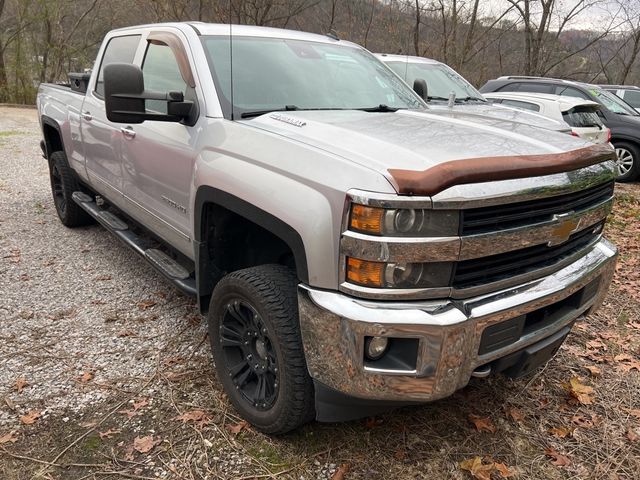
[426,102,569,132]
[243,109,591,177]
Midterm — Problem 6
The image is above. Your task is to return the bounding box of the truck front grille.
[461,181,614,235]
[453,222,603,289]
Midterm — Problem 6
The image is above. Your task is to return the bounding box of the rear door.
[120,31,201,257]
[82,34,143,208]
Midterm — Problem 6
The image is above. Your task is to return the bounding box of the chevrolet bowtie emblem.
[548,212,581,246]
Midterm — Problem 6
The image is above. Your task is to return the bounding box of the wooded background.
[1,0,640,104]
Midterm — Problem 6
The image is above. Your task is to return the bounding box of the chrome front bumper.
[298,238,617,402]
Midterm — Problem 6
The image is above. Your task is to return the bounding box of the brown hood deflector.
[388,144,616,196]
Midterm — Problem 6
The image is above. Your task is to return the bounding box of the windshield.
[385,61,484,102]
[588,87,638,116]
[201,36,425,118]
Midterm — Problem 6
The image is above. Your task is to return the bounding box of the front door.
[120,34,199,257]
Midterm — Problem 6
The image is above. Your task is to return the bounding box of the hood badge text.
[270,113,306,127]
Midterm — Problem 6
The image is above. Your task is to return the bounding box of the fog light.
[365,336,389,360]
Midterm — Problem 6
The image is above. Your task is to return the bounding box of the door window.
[555,86,590,100]
[622,90,640,108]
[142,42,188,113]
[95,35,141,97]
[499,82,553,94]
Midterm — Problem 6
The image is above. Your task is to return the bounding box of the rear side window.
[555,86,590,100]
[622,90,640,108]
[95,35,141,97]
[562,107,603,127]
[500,99,540,112]
[142,42,188,113]
[499,82,553,94]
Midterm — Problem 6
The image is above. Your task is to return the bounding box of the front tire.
[614,141,640,182]
[48,151,93,227]
[208,265,315,434]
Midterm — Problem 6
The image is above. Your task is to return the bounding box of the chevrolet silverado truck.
[37,22,618,434]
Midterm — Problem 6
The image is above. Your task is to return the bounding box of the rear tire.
[613,141,640,182]
[208,265,315,435]
[48,151,93,227]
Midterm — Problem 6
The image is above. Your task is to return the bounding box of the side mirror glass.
[104,63,195,125]
[413,78,428,101]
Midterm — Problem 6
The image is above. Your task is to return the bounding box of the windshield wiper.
[240,105,300,119]
[356,104,400,113]
[427,96,450,102]
[454,96,486,103]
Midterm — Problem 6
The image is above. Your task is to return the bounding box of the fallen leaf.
[460,456,494,480]
[627,428,639,443]
[14,377,28,393]
[95,274,112,281]
[79,371,94,383]
[625,408,640,419]
[572,414,594,429]
[19,410,41,425]
[132,398,149,411]
[124,445,135,461]
[549,426,573,438]
[4,397,15,411]
[0,431,18,444]
[175,409,211,429]
[364,417,383,428]
[614,353,634,362]
[393,448,406,461]
[468,414,497,433]
[226,420,248,435]
[138,300,157,310]
[544,447,571,466]
[586,339,607,351]
[99,429,121,439]
[584,365,602,377]
[505,407,525,423]
[133,435,156,454]
[331,464,349,480]
[567,377,594,405]
[494,462,515,478]
[117,329,135,337]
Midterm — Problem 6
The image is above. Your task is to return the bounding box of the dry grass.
[1,184,639,480]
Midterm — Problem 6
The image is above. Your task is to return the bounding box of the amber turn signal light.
[346,257,385,287]
[349,204,384,234]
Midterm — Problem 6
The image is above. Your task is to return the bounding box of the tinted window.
[622,90,640,108]
[588,87,639,115]
[500,99,540,112]
[500,82,553,94]
[95,35,141,97]
[562,107,603,127]
[555,86,590,100]
[142,42,187,113]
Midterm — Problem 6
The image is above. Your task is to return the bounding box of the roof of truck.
[375,53,442,65]
[110,22,361,48]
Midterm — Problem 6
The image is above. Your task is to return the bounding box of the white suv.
[483,92,611,145]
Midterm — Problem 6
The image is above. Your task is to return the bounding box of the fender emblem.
[548,212,581,246]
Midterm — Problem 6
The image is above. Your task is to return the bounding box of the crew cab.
[37,23,617,434]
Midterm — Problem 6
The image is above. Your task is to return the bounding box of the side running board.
[72,191,197,296]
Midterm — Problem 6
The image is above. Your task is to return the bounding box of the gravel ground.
[0,106,638,480]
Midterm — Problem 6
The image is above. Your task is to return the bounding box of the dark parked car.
[480,76,640,181]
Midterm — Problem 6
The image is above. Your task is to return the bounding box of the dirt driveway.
[0,106,639,479]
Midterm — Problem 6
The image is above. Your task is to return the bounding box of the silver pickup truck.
[37,22,618,434]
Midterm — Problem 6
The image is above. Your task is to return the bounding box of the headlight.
[349,204,458,236]
[346,257,453,288]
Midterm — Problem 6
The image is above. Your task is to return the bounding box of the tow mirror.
[413,78,428,101]
[103,63,195,125]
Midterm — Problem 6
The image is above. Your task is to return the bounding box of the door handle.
[82,111,92,121]
[120,126,136,139]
